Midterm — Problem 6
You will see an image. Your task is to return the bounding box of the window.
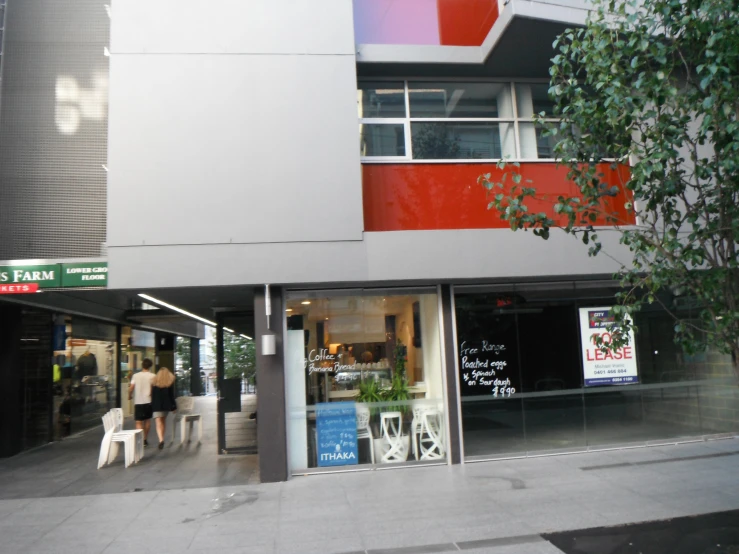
[358,81,559,162]
[284,290,447,472]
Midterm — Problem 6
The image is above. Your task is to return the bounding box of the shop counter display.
[328,383,428,401]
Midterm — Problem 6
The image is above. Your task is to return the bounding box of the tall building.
[0,0,735,482]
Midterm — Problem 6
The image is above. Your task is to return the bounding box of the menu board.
[458,340,517,398]
[315,402,358,467]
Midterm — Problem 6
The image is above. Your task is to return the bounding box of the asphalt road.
[545,509,739,554]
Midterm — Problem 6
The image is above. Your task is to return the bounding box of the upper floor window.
[358,81,558,162]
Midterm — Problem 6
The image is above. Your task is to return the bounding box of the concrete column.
[441,285,463,464]
[254,286,288,482]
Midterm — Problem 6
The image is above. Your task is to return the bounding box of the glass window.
[54,317,118,438]
[360,123,406,157]
[358,80,559,161]
[515,83,556,118]
[285,290,446,472]
[455,286,739,460]
[411,122,516,160]
[357,82,406,118]
[408,82,513,118]
[519,123,557,159]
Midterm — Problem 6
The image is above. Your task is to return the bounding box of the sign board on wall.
[0,283,39,294]
[579,307,638,387]
[458,339,517,398]
[315,402,358,467]
[0,262,107,291]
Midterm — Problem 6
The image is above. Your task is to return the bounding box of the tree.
[480,0,739,373]
[211,333,256,384]
[174,337,192,396]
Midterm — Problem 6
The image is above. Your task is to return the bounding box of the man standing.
[129,358,156,446]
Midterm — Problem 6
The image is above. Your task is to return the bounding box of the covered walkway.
[0,397,258,499]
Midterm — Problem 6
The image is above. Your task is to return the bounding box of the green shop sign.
[0,262,107,289]
[61,262,108,287]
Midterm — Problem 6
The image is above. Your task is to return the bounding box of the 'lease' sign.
[579,307,638,387]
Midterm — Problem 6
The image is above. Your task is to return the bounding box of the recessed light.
[138,293,217,327]
[301,301,311,305]
[325,317,329,320]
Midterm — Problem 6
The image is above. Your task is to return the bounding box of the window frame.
[358,78,560,164]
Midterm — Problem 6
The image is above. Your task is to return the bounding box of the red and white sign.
[0,283,39,294]
[579,307,638,387]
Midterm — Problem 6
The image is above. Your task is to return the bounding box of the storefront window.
[53,316,117,438]
[285,289,447,472]
[455,285,739,460]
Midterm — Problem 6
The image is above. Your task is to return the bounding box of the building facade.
[0,0,736,480]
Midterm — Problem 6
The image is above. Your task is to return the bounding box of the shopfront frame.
[275,281,739,479]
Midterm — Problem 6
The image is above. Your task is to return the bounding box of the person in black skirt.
[151,367,177,449]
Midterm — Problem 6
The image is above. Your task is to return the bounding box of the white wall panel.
[107,52,362,246]
[107,229,629,289]
[111,0,355,55]
[107,0,362,250]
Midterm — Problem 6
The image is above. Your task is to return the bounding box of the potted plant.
[372,340,413,462]
[356,378,383,409]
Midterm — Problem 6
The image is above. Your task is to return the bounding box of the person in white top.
[128,358,157,446]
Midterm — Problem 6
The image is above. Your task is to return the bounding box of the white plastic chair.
[418,409,445,460]
[98,411,142,469]
[355,404,375,464]
[410,404,425,461]
[172,396,203,444]
[111,408,144,461]
[380,412,405,463]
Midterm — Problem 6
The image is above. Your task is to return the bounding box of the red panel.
[437,0,499,46]
[362,163,633,232]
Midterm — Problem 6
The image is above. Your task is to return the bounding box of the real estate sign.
[579,307,639,387]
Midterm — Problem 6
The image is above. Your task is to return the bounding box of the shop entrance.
[216,312,257,454]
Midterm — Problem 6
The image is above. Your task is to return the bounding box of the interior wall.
[420,293,443,400]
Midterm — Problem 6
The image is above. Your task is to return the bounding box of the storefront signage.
[458,340,517,398]
[0,262,107,291]
[304,348,357,375]
[61,262,108,287]
[579,307,639,387]
[0,283,39,294]
[315,402,358,467]
[0,265,60,288]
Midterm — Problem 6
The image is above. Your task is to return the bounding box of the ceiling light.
[223,327,234,333]
[286,308,293,313]
[301,301,311,305]
[240,334,253,340]
[137,293,217,327]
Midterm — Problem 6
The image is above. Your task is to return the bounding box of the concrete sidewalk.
[1,438,738,554]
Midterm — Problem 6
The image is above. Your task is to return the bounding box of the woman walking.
[151,366,177,449]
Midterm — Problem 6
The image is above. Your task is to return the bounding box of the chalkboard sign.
[316,402,358,467]
[458,340,518,398]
